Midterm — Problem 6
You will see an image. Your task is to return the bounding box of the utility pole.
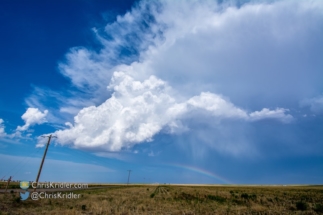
[34,134,56,191]
[4,176,12,193]
[127,170,131,185]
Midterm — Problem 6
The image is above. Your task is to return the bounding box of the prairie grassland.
[0,184,323,215]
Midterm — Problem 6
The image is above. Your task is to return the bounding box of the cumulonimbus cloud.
[34,0,322,153]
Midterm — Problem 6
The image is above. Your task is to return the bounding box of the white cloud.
[144,0,323,107]
[27,0,322,119]
[53,72,177,151]
[29,0,321,154]
[16,108,48,131]
[300,95,323,114]
[50,72,292,151]
[249,108,293,123]
[186,93,248,119]
[0,118,6,137]
[25,86,100,124]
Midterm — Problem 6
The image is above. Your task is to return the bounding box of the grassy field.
[1,183,323,214]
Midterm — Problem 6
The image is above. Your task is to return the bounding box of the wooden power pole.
[34,134,56,191]
[4,176,12,193]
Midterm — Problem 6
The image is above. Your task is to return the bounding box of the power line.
[10,147,43,179]
[1,146,42,179]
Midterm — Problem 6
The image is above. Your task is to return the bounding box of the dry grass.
[0,184,323,214]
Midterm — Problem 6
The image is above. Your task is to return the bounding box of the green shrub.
[314,203,323,212]
[180,192,196,201]
[207,195,226,203]
[14,197,21,203]
[250,194,257,201]
[232,199,244,205]
[241,193,249,199]
[296,201,307,211]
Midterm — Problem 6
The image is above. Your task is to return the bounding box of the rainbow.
[163,163,233,184]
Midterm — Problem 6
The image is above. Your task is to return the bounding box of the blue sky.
[0,0,322,184]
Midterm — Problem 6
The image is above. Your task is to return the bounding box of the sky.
[0,0,322,184]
